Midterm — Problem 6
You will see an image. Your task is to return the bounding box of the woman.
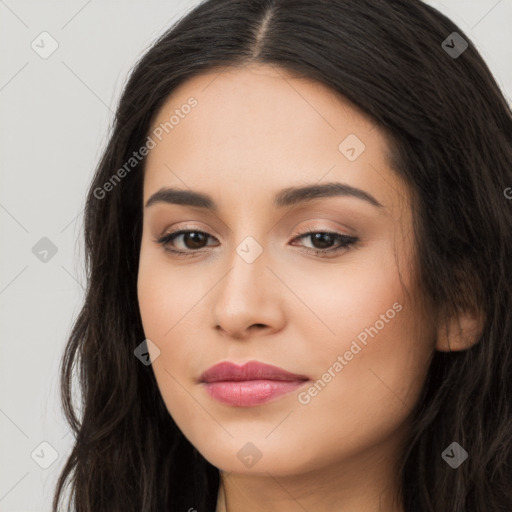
[52,1,512,511]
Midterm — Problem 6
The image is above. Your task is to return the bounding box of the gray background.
[1,1,511,510]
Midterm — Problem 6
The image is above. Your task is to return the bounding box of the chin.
[195,437,315,476]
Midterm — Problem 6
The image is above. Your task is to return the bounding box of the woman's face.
[137,63,436,477]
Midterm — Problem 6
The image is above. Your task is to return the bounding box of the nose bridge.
[221,233,269,303]
[222,206,271,286]
[212,230,282,336]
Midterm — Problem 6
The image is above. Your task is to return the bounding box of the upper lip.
[199,360,310,383]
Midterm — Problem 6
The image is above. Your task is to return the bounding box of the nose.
[212,240,285,340]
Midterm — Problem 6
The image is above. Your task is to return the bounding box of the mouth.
[199,360,310,407]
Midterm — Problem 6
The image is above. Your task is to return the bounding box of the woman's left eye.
[291,231,358,257]
[155,229,358,258]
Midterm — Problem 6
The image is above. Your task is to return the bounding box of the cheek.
[137,256,208,435]
[284,245,431,449]
[279,240,406,356]
[137,245,220,392]
[137,244,205,341]
[290,297,431,467]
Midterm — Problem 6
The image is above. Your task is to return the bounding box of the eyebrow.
[144,182,384,210]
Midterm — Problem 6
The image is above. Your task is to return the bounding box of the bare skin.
[137,63,481,512]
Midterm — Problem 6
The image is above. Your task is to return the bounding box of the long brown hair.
[53,1,512,510]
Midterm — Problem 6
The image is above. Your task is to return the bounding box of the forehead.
[143,63,405,215]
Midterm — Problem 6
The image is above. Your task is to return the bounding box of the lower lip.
[202,379,308,407]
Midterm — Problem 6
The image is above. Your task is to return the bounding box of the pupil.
[185,232,206,249]
[312,233,333,249]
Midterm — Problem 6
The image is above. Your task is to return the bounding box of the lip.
[199,360,310,407]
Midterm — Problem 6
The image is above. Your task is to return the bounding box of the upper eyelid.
[161,225,351,238]
[161,216,355,234]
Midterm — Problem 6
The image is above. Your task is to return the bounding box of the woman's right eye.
[155,229,219,256]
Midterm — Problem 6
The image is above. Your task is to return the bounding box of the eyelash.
[155,226,358,259]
